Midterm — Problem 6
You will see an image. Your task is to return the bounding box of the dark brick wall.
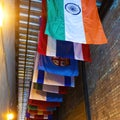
[86,0,120,119]
[57,63,87,120]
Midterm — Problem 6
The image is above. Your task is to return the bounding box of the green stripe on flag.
[45,0,65,40]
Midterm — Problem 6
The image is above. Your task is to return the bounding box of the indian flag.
[45,0,107,44]
[38,17,91,61]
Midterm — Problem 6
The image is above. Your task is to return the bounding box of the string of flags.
[26,0,107,119]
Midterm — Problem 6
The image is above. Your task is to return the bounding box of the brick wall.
[86,0,120,120]
[57,63,87,120]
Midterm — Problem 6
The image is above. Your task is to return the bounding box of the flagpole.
[81,62,91,120]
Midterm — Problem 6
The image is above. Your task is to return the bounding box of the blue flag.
[38,55,79,76]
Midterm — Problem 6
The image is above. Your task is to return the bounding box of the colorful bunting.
[28,100,61,107]
[25,1,108,120]
[33,70,75,87]
[28,105,56,111]
[27,110,53,115]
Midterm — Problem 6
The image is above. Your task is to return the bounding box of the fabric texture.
[32,53,75,87]
[28,100,61,107]
[29,84,63,102]
[38,55,79,76]
[33,83,67,94]
[28,105,56,111]
[38,0,91,61]
[33,69,75,87]
[45,0,107,44]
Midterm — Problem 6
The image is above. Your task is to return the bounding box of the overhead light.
[0,3,4,27]
[7,113,14,120]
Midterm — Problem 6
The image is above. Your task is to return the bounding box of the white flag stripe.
[74,43,84,60]
[44,72,65,86]
[46,36,56,56]
[32,53,39,82]
[30,115,34,119]
[43,84,59,94]
[44,116,48,119]
[32,70,38,83]
[64,0,86,43]
[71,77,75,87]
[34,53,39,69]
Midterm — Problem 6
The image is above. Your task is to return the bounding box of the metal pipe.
[81,62,91,120]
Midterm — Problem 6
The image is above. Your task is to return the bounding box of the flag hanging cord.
[81,62,91,120]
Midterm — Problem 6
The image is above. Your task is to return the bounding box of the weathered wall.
[86,0,120,119]
[0,0,16,119]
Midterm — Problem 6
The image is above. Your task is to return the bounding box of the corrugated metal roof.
[15,0,41,119]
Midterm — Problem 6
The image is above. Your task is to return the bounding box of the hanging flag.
[28,105,56,111]
[33,53,75,87]
[27,108,55,112]
[38,55,79,76]
[33,83,67,94]
[27,110,53,115]
[28,100,61,107]
[33,70,75,87]
[29,84,63,102]
[38,34,91,62]
[26,113,50,119]
[27,107,56,112]
[26,118,51,120]
[45,0,107,44]
[26,113,52,120]
[35,115,52,120]
[38,0,91,61]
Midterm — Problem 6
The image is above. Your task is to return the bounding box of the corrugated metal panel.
[16,0,41,120]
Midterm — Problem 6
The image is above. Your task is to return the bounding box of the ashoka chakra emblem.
[65,3,81,15]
